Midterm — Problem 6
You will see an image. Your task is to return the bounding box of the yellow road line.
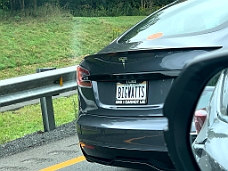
[39,156,86,171]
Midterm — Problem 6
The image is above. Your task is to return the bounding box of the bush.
[0,4,72,21]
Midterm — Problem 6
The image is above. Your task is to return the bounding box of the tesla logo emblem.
[119,57,127,68]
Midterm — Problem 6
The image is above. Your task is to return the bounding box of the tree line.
[0,0,175,16]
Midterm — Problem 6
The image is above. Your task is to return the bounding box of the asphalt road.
[0,93,148,171]
[0,135,143,171]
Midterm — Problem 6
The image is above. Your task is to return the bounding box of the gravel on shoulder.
[0,120,77,158]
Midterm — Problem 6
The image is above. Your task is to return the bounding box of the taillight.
[194,109,208,134]
[77,66,92,87]
[80,142,95,149]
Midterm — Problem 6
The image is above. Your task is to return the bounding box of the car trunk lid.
[78,48,219,117]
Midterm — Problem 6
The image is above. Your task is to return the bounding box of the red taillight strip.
[80,142,95,149]
[77,66,92,87]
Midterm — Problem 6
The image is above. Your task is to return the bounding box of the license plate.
[116,81,147,104]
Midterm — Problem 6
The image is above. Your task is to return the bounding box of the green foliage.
[112,28,122,40]
[0,95,78,144]
[0,16,145,79]
[0,0,9,10]
[0,0,175,17]
[0,16,74,70]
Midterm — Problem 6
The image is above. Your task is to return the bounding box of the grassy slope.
[0,16,145,144]
[0,16,145,79]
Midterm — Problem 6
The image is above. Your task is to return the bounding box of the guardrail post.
[37,68,56,132]
[40,96,55,132]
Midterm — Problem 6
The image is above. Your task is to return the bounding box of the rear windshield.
[119,0,228,43]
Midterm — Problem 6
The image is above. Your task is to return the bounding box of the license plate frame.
[115,81,147,105]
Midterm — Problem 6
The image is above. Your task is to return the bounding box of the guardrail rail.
[0,66,77,132]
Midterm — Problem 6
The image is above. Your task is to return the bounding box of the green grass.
[0,15,145,144]
[0,16,145,80]
[0,95,78,144]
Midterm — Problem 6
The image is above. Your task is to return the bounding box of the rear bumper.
[77,114,176,170]
[81,144,176,171]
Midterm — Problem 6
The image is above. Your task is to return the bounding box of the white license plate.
[116,81,147,104]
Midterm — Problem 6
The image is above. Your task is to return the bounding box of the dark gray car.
[76,0,228,170]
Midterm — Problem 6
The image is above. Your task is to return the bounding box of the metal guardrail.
[0,66,77,132]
